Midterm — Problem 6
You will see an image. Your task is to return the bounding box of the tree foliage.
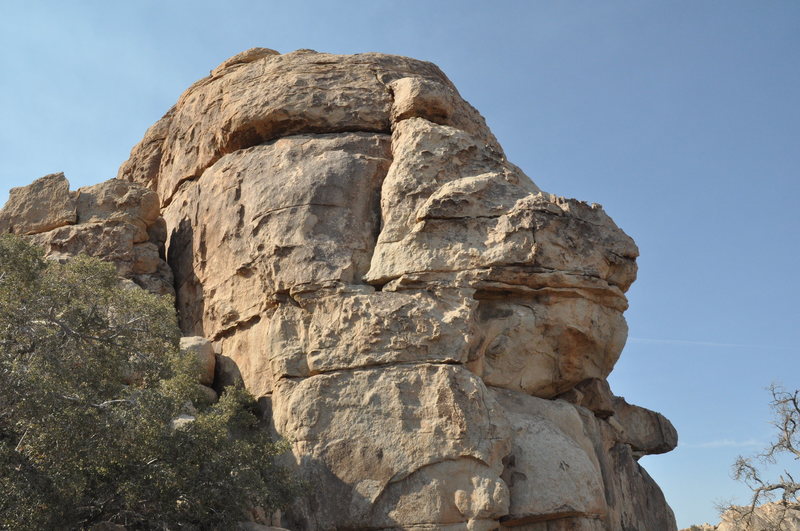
[0,235,299,530]
[724,385,800,530]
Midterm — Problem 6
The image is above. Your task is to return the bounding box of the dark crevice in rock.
[361,160,389,286]
[275,359,465,382]
[274,290,301,308]
[359,181,391,291]
[211,314,261,341]
[160,174,200,209]
[371,280,386,292]
[165,125,393,205]
[499,511,604,527]
[305,358,463,377]
[371,266,629,306]
[417,214,504,222]
[354,67,394,288]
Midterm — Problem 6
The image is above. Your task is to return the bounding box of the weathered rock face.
[5,48,678,530]
[0,172,77,234]
[0,173,173,296]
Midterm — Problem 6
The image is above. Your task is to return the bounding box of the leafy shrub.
[0,235,299,530]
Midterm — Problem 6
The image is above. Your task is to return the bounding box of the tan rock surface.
[0,176,173,296]
[491,387,607,523]
[274,364,510,528]
[163,132,391,342]
[267,285,477,378]
[118,49,495,206]
[75,178,161,242]
[364,117,636,291]
[115,48,678,529]
[467,290,629,398]
[611,395,679,456]
[179,336,216,386]
[0,172,76,235]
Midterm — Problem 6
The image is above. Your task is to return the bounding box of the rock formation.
[2,48,679,530]
[0,173,173,296]
[681,503,800,531]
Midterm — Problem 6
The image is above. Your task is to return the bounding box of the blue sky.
[1,1,798,526]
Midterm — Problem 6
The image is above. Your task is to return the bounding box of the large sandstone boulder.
[4,48,674,530]
[0,173,77,234]
[0,175,173,296]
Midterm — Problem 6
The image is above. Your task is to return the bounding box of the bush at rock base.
[0,235,299,530]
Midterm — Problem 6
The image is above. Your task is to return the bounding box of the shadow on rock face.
[169,216,206,335]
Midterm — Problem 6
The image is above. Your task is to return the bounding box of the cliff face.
[2,48,678,530]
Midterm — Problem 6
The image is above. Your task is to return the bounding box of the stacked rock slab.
[0,173,173,296]
[119,48,679,530]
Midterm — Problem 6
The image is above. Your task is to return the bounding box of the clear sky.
[1,1,798,527]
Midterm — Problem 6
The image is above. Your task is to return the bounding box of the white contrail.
[682,439,763,449]
[628,337,792,350]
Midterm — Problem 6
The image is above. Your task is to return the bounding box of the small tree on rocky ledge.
[0,235,299,530]
[722,385,800,530]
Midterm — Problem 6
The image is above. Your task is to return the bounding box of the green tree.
[0,235,298,530]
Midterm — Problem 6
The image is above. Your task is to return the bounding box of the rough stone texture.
[365,118,636,291]
[491,388,607,524]
[557,378,616,419]
[0,172,77,234]
[163,132,391,342]
[611,396,679,456]
[117,49,498,207]
[274,364,510,528]
[268,285,477,379]
[89,523,127,531]
[492,388,677,531]
[116,48,678,529]
[0,176,173,296]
